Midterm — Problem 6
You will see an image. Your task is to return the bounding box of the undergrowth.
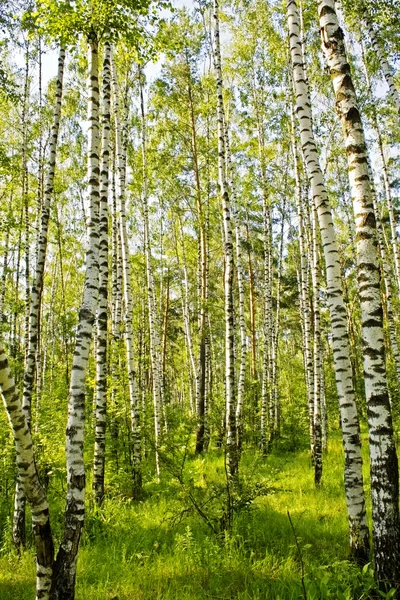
[0,432,395,599]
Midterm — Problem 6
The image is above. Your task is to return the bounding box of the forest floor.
[0,431,389,600]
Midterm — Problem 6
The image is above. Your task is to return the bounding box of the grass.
[0,432,390,599]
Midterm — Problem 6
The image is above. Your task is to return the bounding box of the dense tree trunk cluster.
[1,0,400,596]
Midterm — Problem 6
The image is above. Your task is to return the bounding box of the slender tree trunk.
[111,52,142,495]
[246,221,257,382]
[21,43,65,435]
[290,103,314,460]
[161,272,169,389]
[0,225,9,322]
[288,0,369,560]
[311,202,322,485]
[360,41,400,291]
[187,64,208,455]
[261,199,272,455]
[319,343,328,452]
[213,0,237,479]
[93,42,111,506]
[272,199,285,441]
[139,67,163,478]
[12,207,23,360]
[318,0,400,584]
[362,6,400,115]
[176,216,197,406]
[224,124,246,454]
[360,47,400,389]
[13,43,31,552]
[50,35,100,599]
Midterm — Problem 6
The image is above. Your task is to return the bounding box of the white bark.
[0,342,54,600]
[318,0,400,582]
[51,35,100,598]
[93,42,111,505]
[288,0,369,558]
[224,125,246,452]
[363,8,400,115]
[111,51,142,494]
[139,68,164,479]
[213,0,237,478]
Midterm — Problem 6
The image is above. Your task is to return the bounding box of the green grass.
[0,433,390,599]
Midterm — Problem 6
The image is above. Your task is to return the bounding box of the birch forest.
[1,0,400,598]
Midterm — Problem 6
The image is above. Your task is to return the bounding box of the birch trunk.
[21,44,65,445]
[362,7,400,115]
[93,42,111,506]
[261,199,272,455]
[360,42,400,292]
[187,64,208,455]
[13,45,31,552]
[318,0,400,583]
[0,343,54,600]
[272,201,285,441]
[50,35,100,598]
[290,103,314,458]
[370,170,400,391]
[139,68,164,478]
[288,0,369,560]
[225,125,246,454]
[0,225,9,322]
[311,202,322,485]
[176,216,197,406]
[112,53,142,495]
[361,47,400,388]
[214,0,237,478]
[13,45,65,553]
[246,221,257,382]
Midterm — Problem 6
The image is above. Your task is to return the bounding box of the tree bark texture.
[288,0,369,559]
[318,0,400,584]
[51,35,100,599]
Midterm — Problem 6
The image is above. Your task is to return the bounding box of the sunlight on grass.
[0,433,384,600]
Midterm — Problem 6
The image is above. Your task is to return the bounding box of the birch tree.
[50,32,100,596]
[112,51,142,494]
[93,41,111,506]
[287,0,369,559]
[318,0,400,583]
[213,0,238,479]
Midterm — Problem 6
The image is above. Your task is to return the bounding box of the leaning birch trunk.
[139,68,163,479]
[13,45,65,553]
[213,0,237,479]
[50,34,100,598]
[0,343,54,600]
[93,42,111,506]
[288,0,369,560]
[370,170,400,391]
[318,0,400,584]
[22,45,65,427]
[360,41,400,292]
[362,6,400,115]
[111,52,142,495]
[361,48,400,388]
